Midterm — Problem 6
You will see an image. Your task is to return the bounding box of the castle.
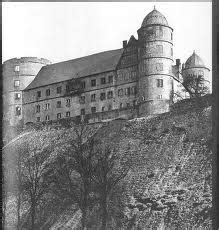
[3,7,210,126]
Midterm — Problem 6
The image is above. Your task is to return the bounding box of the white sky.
[2,2,212,78]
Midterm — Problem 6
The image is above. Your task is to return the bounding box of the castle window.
[15,93,21,100]
[81,81,86,89]
[91,106,96,113]
[66,111,70,117]
[81,108,85,115]
[157,79,163,88]
[45,115,50,121]
[79,96,85,104]
[158,95,162,99]
[14,80,20,87]
[57,113,61,119]
[157,45,163,54]
[36,105,40,113]
[57,86,62,94]
[66,85,70,92]
[57,101,61,108]
[91,94,96,102]
[102,106,105,112]
[107,91,113,99]
[37,91,41,98]
[16,106,21,116]
[91,79,96,87]
[118,89,123,97]
[37,117,41,122]
[66,99,70,107]
[101,77,106,85]
[131,86,137,95]
[46,89,50,96]
[14,66,20,72]
[108,104,112,111]
[100,92,106,101]
[45,103,50,110]
[108,75,113,83]
[125,87,131,96]
[120,103,123,109]
[156,63,163,71]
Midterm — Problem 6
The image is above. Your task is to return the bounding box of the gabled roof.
[24,49,123,91]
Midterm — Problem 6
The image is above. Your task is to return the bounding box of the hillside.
[3,95,213,229]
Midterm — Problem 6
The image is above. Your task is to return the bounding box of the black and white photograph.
[2,1,214,229]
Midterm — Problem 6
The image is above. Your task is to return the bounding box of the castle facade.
[3,8,210,126]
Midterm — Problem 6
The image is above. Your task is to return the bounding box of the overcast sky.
[3,2,212,76]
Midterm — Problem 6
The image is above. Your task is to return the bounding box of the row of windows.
[118,86,137,97]
[36,76,114,98]
[140,62,164,72]
[36,101,137,122]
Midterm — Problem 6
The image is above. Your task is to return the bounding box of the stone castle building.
[3,7,210,126]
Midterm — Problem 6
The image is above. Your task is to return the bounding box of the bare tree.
[9,128,61,229]
[48,122,101,229]
[91,132,130,230]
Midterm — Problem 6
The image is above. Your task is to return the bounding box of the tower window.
[155,63,163,71]
[91,79,96,87]
[46,89,50,96]
[45,115,50,121]
[14,80,20,87]
[57,86,62,94]
[81,108,85,115]
[36,105,40,113]
[15,93,21,100]
[91,94,96,102]
[66,85,70,92]
[101,77,106,85]
[91,107,96,113]
[37,91,41,98]
[66,111,70,117]
[157,45,163,54]
[14,66,20,72]
[57,113,61,119]
[66,99,71,107]
[100,92,106,101]
[158,95,162,99]
[57,101,61,108]
[45,103,50,110]
[16,107,21,116]
[157,79,163,88]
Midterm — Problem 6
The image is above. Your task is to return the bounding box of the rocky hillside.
[3,95,213,229]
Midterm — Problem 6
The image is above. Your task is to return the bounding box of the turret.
[137,7,174,115]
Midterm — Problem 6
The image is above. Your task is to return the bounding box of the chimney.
[123,40,127,48]
[176,59,181,66]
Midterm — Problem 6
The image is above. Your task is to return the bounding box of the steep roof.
[185,51,206,69]
[25,49,123,90]
[141,7,168,27]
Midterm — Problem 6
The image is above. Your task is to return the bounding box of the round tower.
[137,7,174,115]
[3,57,51,126]
[182,51,210,97]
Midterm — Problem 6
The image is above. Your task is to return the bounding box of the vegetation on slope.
[3,96,212,229]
